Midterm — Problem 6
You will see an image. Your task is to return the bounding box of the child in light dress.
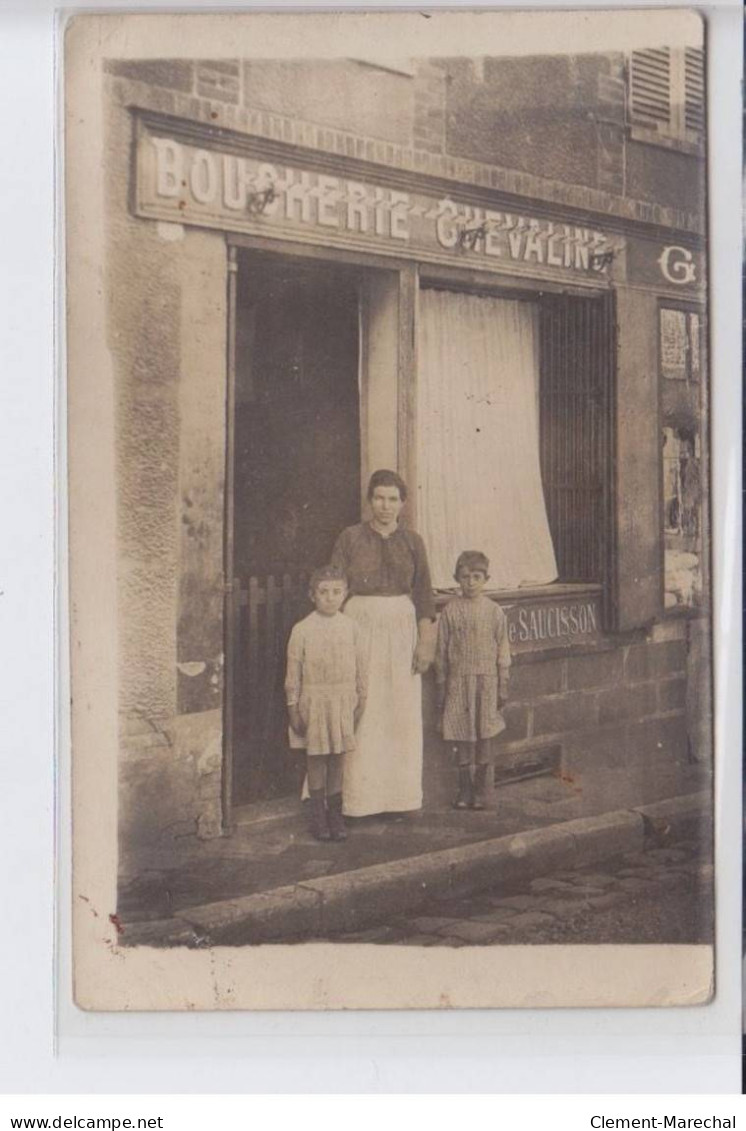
[285,565,367,842]
[435,551,511,810]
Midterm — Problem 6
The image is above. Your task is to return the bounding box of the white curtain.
[416,288,558,590]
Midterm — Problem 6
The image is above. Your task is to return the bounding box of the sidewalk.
[118,754,711,947]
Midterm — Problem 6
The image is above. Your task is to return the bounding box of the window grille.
[539,294,613,584]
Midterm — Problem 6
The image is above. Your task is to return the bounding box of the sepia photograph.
[66,10,714,1010]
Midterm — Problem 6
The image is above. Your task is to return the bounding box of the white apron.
[342,595,423,817]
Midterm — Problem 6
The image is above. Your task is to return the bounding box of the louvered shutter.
[684,48,705,134]
[629,47,704,140]
[629,48,671,130]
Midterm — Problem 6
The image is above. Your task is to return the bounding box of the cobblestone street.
[327,837,713,946]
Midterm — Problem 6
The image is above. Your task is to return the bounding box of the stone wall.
[441,55,620,193]
[103,55,705,232]
[422,618,694,807]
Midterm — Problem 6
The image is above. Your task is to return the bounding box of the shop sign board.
[626,236,704,294]
[505,594,602,653]
[135,122,615,278]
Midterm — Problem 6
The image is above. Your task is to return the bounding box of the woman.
[331,469,436,817]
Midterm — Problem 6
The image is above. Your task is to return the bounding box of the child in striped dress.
[435,551,511,810]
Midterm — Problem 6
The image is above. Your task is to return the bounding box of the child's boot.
[452,766,473,810]
[471,765,490,810]
[326,793,348,842]
[309,789,331,841]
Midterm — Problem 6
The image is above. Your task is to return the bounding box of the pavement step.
[502,910,557,930]
[532,898,595,919]
[137,791,709,945]
[616,877,658,893]
[530,877,582,894]
[335,925,403,943]
[564,882,608,896]
[619,853,651,867]
[492,894,535,911]
[408,916,466,934]
[434,919,511,944]
[654,868,693,883]
[575,872,616,887]
[471,908,521,924]
[537,880,607,899]
[585,891,624,911]
[643,848,690,864]
[119,918,202,948]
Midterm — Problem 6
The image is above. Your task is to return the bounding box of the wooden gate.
[230,572,312,805]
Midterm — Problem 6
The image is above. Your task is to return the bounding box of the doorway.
[229,251,362,805]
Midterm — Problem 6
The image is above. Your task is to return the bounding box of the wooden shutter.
[684,48,705,134]
[629,47,705,139]
[629,49,671,130]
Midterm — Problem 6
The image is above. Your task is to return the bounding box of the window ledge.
[433,581,602,609]
[628,124,704,157]
[663,604,706,621]
[349,57,416,79]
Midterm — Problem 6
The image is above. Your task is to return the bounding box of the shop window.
[628,47,704,149]
[416,286,612,592]
[660,306,701,381]
[662,425,702,609]
[417,288,557,590]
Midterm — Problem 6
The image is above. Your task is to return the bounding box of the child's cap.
[454,550,490,578]
[309,564,348,593]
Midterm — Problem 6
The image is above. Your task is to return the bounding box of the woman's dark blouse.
[331,523,436,622]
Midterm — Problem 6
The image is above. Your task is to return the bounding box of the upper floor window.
[628,47,704,151]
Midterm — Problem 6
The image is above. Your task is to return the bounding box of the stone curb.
[634,790,712,843]
[123,790,709,947]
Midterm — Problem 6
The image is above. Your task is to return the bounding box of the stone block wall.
[119,709,223,871]
[422,617,696,808]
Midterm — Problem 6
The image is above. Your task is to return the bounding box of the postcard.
[66,9,713,1010]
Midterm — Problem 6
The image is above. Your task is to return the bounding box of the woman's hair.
[308,564,348,594]
[367,468,408,502]
[454,550,490,578]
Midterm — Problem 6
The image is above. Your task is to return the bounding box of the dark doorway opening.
[229,251,362,806]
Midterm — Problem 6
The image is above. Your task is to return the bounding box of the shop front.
[113,81,708,846]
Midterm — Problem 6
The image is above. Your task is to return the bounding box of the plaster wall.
[106,80,227,847]
[614,287,663,630]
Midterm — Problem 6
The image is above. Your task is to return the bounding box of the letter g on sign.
[658,245,696,286]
